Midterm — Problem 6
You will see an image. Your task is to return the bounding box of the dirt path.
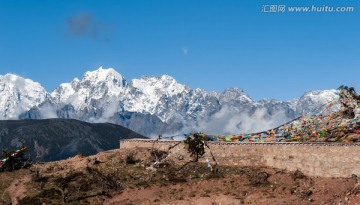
[5,175,31,205]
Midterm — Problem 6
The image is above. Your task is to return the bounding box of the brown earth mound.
[1,147,360,205]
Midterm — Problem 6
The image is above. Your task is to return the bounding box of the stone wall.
[120,139,360,178]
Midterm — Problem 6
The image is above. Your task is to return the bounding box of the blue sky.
[0,0,359,101]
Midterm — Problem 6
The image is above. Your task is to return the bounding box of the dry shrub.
[291,169,306,180]
[150,149,168,162]
[85,166,122,190]
[123,151,139,165]
[249,172,270,186]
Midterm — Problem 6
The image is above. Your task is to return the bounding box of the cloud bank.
[195,106,292,135]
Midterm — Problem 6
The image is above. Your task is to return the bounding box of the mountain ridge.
[0,67,340,136]
[0,118,146,161]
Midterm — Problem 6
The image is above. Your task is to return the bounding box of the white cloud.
[194,106,291,135]
[39,104,58,119]
[93,99,120,123]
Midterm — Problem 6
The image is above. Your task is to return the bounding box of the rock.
[146,166,157,172]
[300,189,313,197]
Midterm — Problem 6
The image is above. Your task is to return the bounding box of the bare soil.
[1,147,360,205]
[5,175,31,205]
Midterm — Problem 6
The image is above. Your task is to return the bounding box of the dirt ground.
[104,168,360,205]
[5,175,31,205]
[1,147,360,205]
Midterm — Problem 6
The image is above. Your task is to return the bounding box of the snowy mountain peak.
[50,67,126,109]
[83,67,126,87]
[3,73,20,81]
[302,89,339,98]
[223,87,244,93]
[138,74,176,84]
[1,74,42,88]
[0,67,343,136]
[159,74,176,81]
[72,77,80,83]
[296,89,340,115]
[122,74,189,118]
[219,87,254,104]
[0,74,47,119]
[131,74,187,96]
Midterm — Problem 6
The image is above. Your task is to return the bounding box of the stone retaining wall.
[120,139,360,178]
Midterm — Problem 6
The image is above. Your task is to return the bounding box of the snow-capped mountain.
[0,74,48,120]
[122,75,189,122]
[1,67,341,136]
[295,90,340,115]
[47,67,127,120]
[51,67,126,107]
